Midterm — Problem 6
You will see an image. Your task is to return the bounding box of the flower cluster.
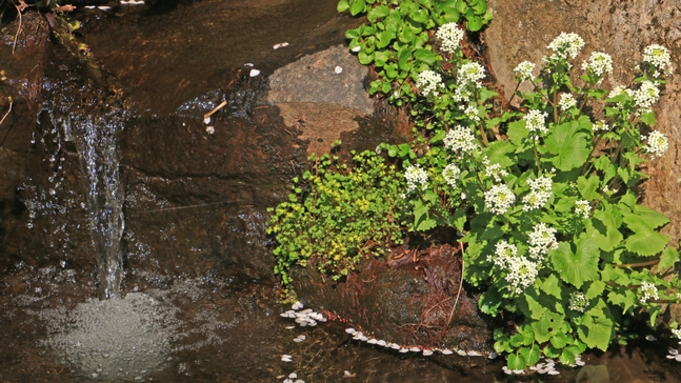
[547,32,585,60]
[443,125,479,155]
[416,70,443,97]
[484,184,516,215]
[581,51,613,78]
[522,174,553,211]
[514,61,536,82]
[442,163,461,188]
[527,223,559,260]
[642,130,669,159]
[559,93,577,111]
[504,256,539,294]
[453,86,473,104]
[568,292,589,313]
[404,165,428,192]
[640,281,659,304]
[484,163,509,183]
[634,80,660,112]
[592,120,609,132]
[672,327,681,340]
[436,22,464,54]
[574,200,591,218]
[642,44,672,78]
[524,109,549,136]
[458,62,486,88]
[489,240,518,269]
[464,104,480,122]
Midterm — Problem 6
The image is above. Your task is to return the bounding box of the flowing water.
[2,0,681,382]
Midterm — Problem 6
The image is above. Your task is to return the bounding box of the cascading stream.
[62,113,126,299]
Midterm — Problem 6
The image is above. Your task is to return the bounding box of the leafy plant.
[268,1,681,374]
[267,145,407,287]
[337,0,492,99]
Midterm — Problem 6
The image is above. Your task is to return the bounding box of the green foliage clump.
[267,148,407,287]
[337,0,492,99]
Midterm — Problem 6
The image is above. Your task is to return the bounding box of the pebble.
[334,66,343,74]
[97,6,112,10]
[288,372,297,379]
[441,349,453,355]
[422,349,433,356]
[205,126,215,135]
[249,69,261,77]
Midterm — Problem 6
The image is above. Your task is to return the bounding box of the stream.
[1,0,681,382]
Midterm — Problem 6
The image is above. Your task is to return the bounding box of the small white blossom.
[482,158,508,183]
[592,120,609,132]
[524,110,549,136]
[642,130,669,159]
[514,61,536,82]
[640,281,659,304]
[559,93,577,111]
[488,240,518,269]
[634,80,660,112]
[607,85,635,109]
[547,32,585,60]
[443,125,479,155]
[574,200,591,218]
[484,184,516,215]
[581,51,613,78]
[404,165,429,192]
[458,62,486,88]
[453,86,473,103]
[442,163,461,188]
[416,70,443,97]
[436,22,464,54]
[464,104,480,122]
[527,223,559,260]
[643,44,672,78]
[504,256,539,294]
[672,328,681,339]
[568,292,589,312]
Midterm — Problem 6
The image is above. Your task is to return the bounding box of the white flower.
[547,32,585,60]
[527,223,558,260]
[443,125,479,155]
[436,22,464,54]
[484,184,516,215]
[642,130,669,159]
[514,61,536,82]
[416,70,443,97]
[640,281,659,304]
[458,62,486,88]
[672,328,681,339]
[404,165,429,192]
[634,80,660,112]
[524,109,549,136]
[442,163,461,188]
[568,292,589,312]
[482,158,508,183]
[574,200,591,218]
[607,85,635,109]
[643,44,672,78]
[464,104,480,122]
[559,93,577,111]
[489,240,518,269]
[581,51,613,78]
[453,86,473,103]
[593,120,609,132]
[504,256,539,294]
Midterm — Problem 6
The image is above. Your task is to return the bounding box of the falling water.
[63,113,126,299]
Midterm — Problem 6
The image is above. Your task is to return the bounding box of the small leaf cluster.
[267,148,407,287]
[337,0,492,99]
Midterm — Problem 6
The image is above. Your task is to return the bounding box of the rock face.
[486,0,681,242]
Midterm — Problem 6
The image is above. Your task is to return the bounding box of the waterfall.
[63,113,125,299]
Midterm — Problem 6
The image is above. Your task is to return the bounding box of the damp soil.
[2,0,681,382]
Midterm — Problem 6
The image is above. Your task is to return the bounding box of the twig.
[11,0,28,55]
[0,100,12,127]
[442,242,465,339]
[203,100,228,120]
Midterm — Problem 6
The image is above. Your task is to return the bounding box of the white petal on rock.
[676,354,681,362]
[285,325,295,330]
[249,69,261,77]
[422,349,433,356]
[281,354,293,362]
[467,350,482,357]
[85,5,95,9]
[547,370,560,375]
[670,348,679,355]
[441,349,453,355]
[456,349,467,357]
[377,340,386,346]
[244,63,254,68]
[351,46,361,53]
[205,126,215,135]
[345,328,357,335]
[367,339,378,345]
[390,343,401,350]
[409,347,420,352]
[97,6,112,10]
[203,116,211,125]
[398,348,409,353]
[288,372,297,379]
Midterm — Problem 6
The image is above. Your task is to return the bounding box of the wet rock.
[486,0,681,243]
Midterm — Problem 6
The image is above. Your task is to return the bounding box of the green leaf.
[632,204,669,229]
[641,111,656,126]
[538,274,563,299]
[577,311,614,351]
[485,140,515,168]
[607,289,636,312]
[577,176,600,200]
[586,207,623,252]
[531,311,565,343]
[658,246,680,271]
[527,344,541,366]
[544,121,591,171]
[478,288,502,315]
[624,229,670,256]
[550,332,568,348]
[466,15,483,31]
[507,120,529,147]
[507,352,526,371]
[367,4,390,21]
[551,238,599,288]
[349,0,366,16]
[585,280,605,300]
[337,0,349,12]
[414,48,437,65]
